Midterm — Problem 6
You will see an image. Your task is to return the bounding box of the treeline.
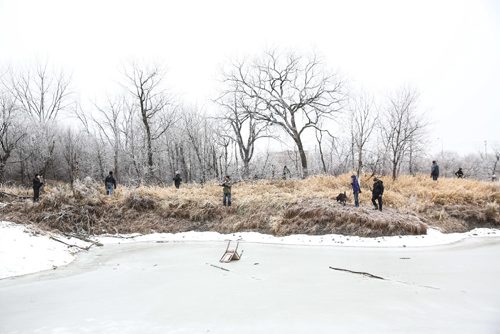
[0,52,498,186]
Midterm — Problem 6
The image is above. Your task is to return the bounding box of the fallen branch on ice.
[329,265,440,290]
[62,233,103,247]
[207,263,230,272]
[49,236,94,251]
[329,266,385,280]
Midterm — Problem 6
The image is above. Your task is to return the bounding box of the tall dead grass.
[0,174,498,237]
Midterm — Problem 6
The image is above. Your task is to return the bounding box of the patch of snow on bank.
[0,221,90,279]
[97,227,500,248]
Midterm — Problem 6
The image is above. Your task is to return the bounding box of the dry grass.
[0,174,498,237]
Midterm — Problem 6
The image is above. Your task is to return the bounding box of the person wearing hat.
[173,171,182,189]
[351,174,361,207]
[371,177,384,211]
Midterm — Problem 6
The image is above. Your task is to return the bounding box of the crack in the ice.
[329,266,440,290]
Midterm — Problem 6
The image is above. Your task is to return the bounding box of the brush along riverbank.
[0,174,498,237]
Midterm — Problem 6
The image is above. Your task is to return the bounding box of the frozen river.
[1,238,500,333]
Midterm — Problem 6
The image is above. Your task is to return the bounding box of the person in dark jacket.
[221,175,232,207]
[431,161,440,181]
[32,174,43,202]
[371,177,384,211]
[173,171,182,189]
[455,168,464,178]
[282,165,291,180]
[104,171,116,195]
[351,174,361,207]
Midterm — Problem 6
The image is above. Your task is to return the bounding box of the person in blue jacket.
[351,174,361,207]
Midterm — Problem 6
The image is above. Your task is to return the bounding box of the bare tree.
[491,147,500,178]
[349,94,378,176]
[61,129,82,189]
[381,87,426,180]
[9,63,72,123]
[216,89,271,178]
[93,97,125,181]
[4,63,71,181]
[182,109,210,183]
[0,94,26,182]
[123,63,176,182]
[224,51,344,178]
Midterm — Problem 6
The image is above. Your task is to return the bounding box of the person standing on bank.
[455,167,464,178]
[173,171,182,189]
[221,175,232,207]
[104,171,116,195]
[371,177,384,211]
[351,174,361,207]
[431,161,440,181]
[32,174,43,202]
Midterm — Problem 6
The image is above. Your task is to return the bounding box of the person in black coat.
[455,168,464,178]
[371,177,384,211]
[104,171,117,195]
[33,174,43,202]
[431,161,440,181]
[173,171,182,189]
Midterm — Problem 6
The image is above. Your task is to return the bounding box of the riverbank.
[1,174,498,238]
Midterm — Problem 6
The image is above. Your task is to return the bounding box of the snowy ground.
[1,221,500,333]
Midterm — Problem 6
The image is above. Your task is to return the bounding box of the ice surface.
[1,234,500,333]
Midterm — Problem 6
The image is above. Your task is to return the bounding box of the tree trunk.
[357,150,362,177]
[492,154,499,176]
[0,161,6,183]
[243,159,250,179]
[392,160,398,180]
[179,144,188,183]
[114,141,119,182]
[140,103,154,182]
[295,137,308,178]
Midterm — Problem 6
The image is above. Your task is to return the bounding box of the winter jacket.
[173,174,182,186]
[351,176,360,193]
[33,177,43,190]
[372,180,384,197]
[431,164,440,177]
[222,180,232,194]
[105,175,116,189]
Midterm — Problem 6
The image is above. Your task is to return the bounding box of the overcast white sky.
[0,0,498,155]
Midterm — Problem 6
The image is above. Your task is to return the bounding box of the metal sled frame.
[219,240,242,263]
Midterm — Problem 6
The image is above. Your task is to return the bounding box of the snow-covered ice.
[1,220,499,280]
[1,236,500,333]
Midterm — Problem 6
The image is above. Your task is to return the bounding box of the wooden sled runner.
[219,240,242,263]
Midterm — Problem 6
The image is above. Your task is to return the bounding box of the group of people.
[350,175,384,211]
[30,161,488,205]
[432,161,467,180]
[101,170,234,207]
[348,161,470,211]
